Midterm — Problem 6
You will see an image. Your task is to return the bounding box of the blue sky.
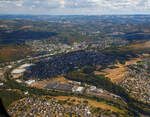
[0,0,150,15]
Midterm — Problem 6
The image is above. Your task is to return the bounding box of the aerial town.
[1,15,150,117]
[120,58,150,103]
[25,38,127,53]
[8,96,120,117]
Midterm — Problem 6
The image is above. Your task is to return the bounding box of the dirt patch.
[0,24,8,28]
[21,25,32,29]
[95,58,142,83]
[31,77,70,88]
[127,41,150,50]
[0,45,32,63]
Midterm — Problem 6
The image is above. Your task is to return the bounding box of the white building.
[11,69,26,78]
[0,83,4,86]
[19,64,33,69]
[16,79,22,83]
[12,69,26,74]
[24,91,29,95]
[7,65,12,69]
[72,86,84,93]
[11,63,34,78]
[72,81,81,85]
[89,85,97,91]
[25,80,35,85]
[97,88,104,93]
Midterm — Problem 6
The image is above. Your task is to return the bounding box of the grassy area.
[0,44,33,63]
[54,96,125,114]
[95,58,141,83]
[136,61,146,66]
[0,90,23,109]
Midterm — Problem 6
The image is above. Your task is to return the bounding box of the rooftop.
[19,63,33,69]
[75,87,84,92]
[11,69,26,74]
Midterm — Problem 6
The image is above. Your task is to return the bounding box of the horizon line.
[0,14,150,16]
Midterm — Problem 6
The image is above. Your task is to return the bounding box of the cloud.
[15,1,23,7]
[0,0,150,14]
[60,0,65,8]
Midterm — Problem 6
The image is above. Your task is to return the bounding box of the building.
[11,63,33,78]
[72,86,84,93]
[89,85,97,91]
[0,83,4,86]
[76,87,84,93]
[19,64,33,69]
[11,69,26,78]
[25,80,35,85]
[24,91,29,95]
[72,81,81,85]
[16,79,22,83]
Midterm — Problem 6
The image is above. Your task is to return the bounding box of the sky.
[0,0,150,15]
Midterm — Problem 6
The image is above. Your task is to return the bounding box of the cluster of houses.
[26,40,90,55]
[26,37,127,54]
[8,97,93,117]
[120,58,150,104]
[26,50,120,79]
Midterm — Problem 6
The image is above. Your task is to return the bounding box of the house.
[25,80,35,85]
[72,86,84,93]
[6,65,12,69]
[0,83,4,86]
[72,81,81,85]
[16,79,22,83]
[24,91,29,95]
[89,85,96,91]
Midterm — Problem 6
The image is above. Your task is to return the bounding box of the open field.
[127,40,150,50]
[95,58,142,83]
[31,77,70,88]
[97,40,150,83]
[0,45,32,63]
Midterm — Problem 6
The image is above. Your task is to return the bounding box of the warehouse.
[11,63,33,78]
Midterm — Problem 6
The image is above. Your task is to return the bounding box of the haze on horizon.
[0,0,150,15]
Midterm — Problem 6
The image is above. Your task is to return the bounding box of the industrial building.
[11,63,33,78]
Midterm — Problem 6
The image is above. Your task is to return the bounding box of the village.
[120,57,150,104]
[26,37,127,53]
[8,97,94,117]
[0,41,150,116]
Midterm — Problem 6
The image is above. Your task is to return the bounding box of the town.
[120,57,150,104]
[1,15,150,117]
[8,96,122,117]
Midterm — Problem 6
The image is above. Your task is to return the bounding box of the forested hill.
[1,15,150,45]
